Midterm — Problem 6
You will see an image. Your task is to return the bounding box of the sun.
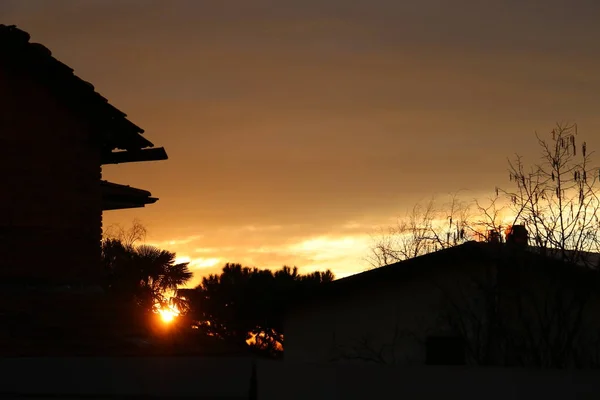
[154,302,181,324]
[158,308,177,323]
[152,291,182,325]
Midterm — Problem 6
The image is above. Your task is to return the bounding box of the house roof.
[308,241,491,299]
[0,24,159,153]
[286,241,600,314]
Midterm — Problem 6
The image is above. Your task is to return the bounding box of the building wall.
[0,64,103,285]
[0,62,108,352]
[284,259,490,365]
[496,253,600,367]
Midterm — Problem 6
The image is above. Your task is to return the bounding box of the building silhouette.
[0,24,167,354]
[285,235,600,368]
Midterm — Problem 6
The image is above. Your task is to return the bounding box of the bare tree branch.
[367,194,473,268]
[103,218,147,247]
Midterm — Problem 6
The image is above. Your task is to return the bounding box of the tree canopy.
[182,263,335,357]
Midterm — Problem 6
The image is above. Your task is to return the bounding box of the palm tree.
[101,239,193,312]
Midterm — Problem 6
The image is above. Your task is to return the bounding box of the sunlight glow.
[153,296,181,325]
[246,331,284,351]
[158,308,177,323]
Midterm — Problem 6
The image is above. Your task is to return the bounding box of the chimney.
[486,229,501,244]
[506,225,528,246]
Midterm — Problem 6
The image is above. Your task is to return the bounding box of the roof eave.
[100,181,159,211]
[101,147,168,165]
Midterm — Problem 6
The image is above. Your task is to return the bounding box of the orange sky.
[6,0,600,286]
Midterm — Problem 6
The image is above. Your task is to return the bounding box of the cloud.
[147,235,203,248]
[20,0,598,288]
[164,226,375,287]
[176,256,222,269]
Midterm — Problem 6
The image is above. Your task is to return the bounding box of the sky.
[5,0,600,286]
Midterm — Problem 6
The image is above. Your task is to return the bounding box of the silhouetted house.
[0,25,167,354]
[284,237,600,368]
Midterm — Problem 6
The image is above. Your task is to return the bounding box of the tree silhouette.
[369,123,600,267]
[367,193,472,267]
[101,239,192,313]
[184,263,334,357]
[502,123,600,267]
[361,123,600,368]
[103,218,147,247]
